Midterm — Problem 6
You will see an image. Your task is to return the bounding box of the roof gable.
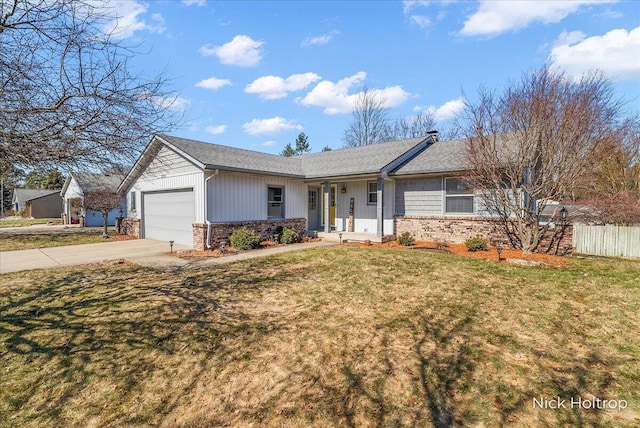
[62,172,125,196]
[119,132,457,192]
[13,189,61,205]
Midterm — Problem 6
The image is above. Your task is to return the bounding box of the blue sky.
[104,0,640,154]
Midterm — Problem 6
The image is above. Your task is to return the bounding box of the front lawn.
[0,218,62,228]
[0,247,638,427]
[0,230,132,252]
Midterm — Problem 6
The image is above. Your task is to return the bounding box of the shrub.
[397,232,415,246]
[280,227,299,245]
[465,236,488,252]
[229,227,260,250]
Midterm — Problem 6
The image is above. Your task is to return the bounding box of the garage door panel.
[143,189,194,247]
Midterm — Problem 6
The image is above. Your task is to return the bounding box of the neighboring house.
[12,189,63,218]
[118,132,514,249]
[61,173,126,227]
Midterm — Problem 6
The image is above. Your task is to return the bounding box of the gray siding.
[395,177,443,216]
[209,172,307,222]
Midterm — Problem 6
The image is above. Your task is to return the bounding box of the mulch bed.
[351,240,568,268]
[171,237,322,259]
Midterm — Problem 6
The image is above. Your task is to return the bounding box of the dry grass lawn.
[0,247,638,427]
[0,231,134,251]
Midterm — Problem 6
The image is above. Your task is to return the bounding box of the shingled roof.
[391,138,470,175]
[158,135,305,177]
[299,137,428,178]
[120,133,475,193]
[157,134,431,179]
[13,189,61,208]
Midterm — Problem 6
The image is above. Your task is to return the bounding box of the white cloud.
[182,0,206,6]
[198,35,265,67]
[301,30,340,47]
[402,1,434,29]
[423,98,465,122]
[402,1,431,14]
[460,1,610,37]
[261,140,276,147]
[205,125,227,135]
[195,77,232,91]
[102,1,165,40]
[152,94,191,111]
[552,30,588,48]
[296,72,410,115]
[245,73,322,100]
[242,117,303,136]
[549,26,640,81]
[409,15,432,29]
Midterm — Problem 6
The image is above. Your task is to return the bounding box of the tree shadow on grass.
[0,263,296,426]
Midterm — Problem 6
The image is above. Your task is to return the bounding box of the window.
[130,191,137,211]
[268,186,284,218]
[445,178,474,214]
[308,190,316,210]
[367,182,377,205]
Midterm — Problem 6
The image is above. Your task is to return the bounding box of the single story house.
[12,188,63,218]
[118,132,549,250]
[61,172,127,227]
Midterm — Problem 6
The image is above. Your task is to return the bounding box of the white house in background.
[61,172,126,227]
[117,132,509,250]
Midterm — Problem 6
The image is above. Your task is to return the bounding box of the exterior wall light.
[560,206,568,224]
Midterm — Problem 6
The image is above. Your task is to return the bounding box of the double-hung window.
[445,178,474,214]
[268,186,284,218]
[367,182,377,205]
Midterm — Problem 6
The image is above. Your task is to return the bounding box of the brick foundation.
[119,218,141,238]
[192,218,307,251]
[394,216,572,255]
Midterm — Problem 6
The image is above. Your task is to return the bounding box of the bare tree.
[83,190,123,238]
[581,116,640,224]
[342,87,390,147]
[460,66,626,252]
[0,0,180,170]
[385,111,436,140]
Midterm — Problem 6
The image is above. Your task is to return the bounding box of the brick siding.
[192,218,307,251]
[394,215,572,255]
[118,218,141,238]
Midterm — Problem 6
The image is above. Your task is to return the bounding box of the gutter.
[204,169,219,249]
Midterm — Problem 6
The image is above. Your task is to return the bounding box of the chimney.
[427,130,439,142]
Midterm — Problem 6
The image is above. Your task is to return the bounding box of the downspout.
[204,169,219,249]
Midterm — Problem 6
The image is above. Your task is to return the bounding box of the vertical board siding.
[209,172,306,222]
[333,180,394,233]
[574,223,640,258]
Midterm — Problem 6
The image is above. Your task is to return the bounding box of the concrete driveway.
[0,239,187,274]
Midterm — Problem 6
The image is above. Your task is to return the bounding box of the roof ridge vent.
[426,130,439,142]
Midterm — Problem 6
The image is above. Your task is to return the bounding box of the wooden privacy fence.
[573,223,640,258]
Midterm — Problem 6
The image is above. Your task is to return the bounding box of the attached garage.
[142,189,195,246]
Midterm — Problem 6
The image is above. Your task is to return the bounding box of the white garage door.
[143,189,195,247]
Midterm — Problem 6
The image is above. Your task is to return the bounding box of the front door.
[308,187,319,230]
[321,184,336,229]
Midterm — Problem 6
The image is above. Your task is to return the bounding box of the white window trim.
[444,177,474,214]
